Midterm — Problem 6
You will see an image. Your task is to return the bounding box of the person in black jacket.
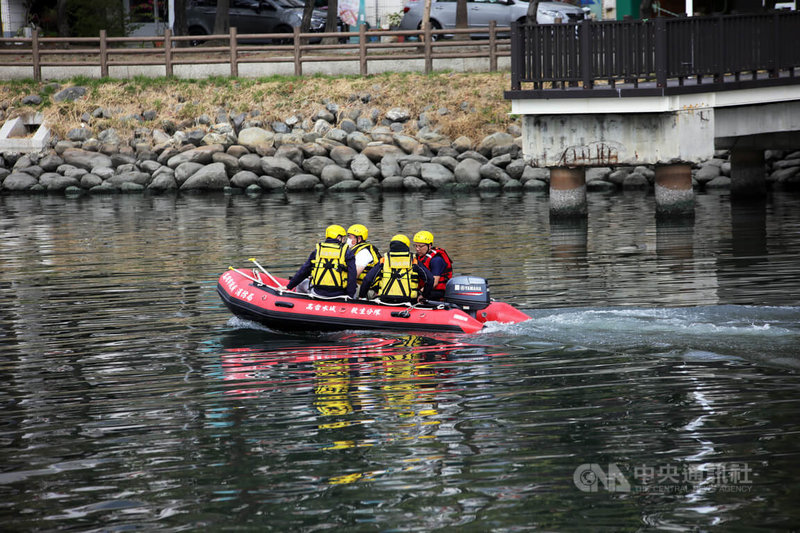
[287,225,357,298]
[359,234,433,304]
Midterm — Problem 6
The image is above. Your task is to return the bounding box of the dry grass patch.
[1,72,517,144]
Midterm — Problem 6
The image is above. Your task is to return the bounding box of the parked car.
[398,0,586,36]
[187,0,328,44]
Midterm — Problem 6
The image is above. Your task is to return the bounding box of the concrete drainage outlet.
[0,113,51,152]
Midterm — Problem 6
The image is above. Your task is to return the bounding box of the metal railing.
[0,23,511,81]
[509,11,800,96]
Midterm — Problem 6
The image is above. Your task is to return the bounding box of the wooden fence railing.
[509,11,800,96]
[0,23,511,81]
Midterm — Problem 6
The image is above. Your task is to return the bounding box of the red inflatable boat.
[217,266,530,334]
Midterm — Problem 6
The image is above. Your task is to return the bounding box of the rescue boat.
[217,266,531,334]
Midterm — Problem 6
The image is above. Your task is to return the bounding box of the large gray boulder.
[175,162,204,185]
[230,170,260,188]
[39,154,64,172]
[53,86,87,102]
[480,163,511,184]
[351,154,381,180]
[695,164,721,184]
[2,172,39,191]
[328,179,362,192]
[62,148,113,171]
[454,158,482,186]
[45,175,80,191]
[148,173,178,192]
[420,163,454,188]
[212,152,241,177]
[329,146,359,167]
[166,146,220,168]
[476,132,514,157]
[80,173,103,189]
[303,155,335,176]
[107,171,151,186]
[362,144,405,163]
[622,172,649,190]
[286,173,321,191]
[380,155,401,179]
[521,166,550,184]
[238,153,264,174]
[261,156,301,181]
[256,175,286,191]
[346,131,371,152]
[320,165,353,188]
[180,163,229,190]
[237,127,275,152]
[381,176,405,190]
[403,176,430,191]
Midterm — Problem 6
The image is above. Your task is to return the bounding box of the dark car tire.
[417,20,444,41]
[272,24,294,45]
[188,26,208,47]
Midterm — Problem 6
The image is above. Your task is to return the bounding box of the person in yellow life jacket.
[413,230,453,301]
[286,224,357,298]
[358,234,433,304]
[346,223,381,285]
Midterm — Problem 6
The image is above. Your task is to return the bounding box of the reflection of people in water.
[312,335,451,435]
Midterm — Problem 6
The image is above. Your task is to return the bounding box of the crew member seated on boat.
[358,234,434,304]
[413,230,453,301]
[286,224,357,298]
[346,223,381,286]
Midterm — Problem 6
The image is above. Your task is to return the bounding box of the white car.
[398,0,587,35]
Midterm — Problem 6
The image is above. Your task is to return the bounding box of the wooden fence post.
[164,28,173,78]
[424,21,432,74]
[359,23,367,76]
[655,17,667,88]
[100,29,109,78]
[580,19,592,89]
[32,29,41,82]
[489,20,497,72]
[293,26,302,76]
[510,21,521,90]
[230,26,238,77]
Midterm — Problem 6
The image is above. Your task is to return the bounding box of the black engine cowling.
[443,276,491,312]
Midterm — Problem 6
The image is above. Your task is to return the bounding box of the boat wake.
[487,305,800,369]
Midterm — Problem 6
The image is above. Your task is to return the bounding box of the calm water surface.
[1,190,799,531]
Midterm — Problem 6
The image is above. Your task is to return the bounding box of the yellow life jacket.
[352,241,381,283]
[377,251,419,300]
[311,241,348,291]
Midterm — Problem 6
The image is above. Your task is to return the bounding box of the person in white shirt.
[346,224,381,288]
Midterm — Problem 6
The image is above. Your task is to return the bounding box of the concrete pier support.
[730,148,766,199]
[655,164,694,217]
[550,167,587,217]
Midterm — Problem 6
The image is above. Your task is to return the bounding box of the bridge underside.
[516,90,800,167]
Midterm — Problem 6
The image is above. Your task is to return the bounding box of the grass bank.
[0,72,517,143]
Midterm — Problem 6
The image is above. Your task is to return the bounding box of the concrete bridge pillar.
[549,167,587,218]
[655,164,694,217]
[730,148,766,199]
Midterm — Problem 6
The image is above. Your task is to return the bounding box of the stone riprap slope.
[1,101,799,194]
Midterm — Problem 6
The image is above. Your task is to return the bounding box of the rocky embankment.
[2,93,800,194]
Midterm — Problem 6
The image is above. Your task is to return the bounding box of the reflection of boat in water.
[218,267,530,334]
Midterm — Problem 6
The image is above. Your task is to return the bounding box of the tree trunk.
[213,0,230,35]
[526,0,540,23]
[57,0,69,37]
[300,0,315,44]
[323,0,339,44]
[454,0,467,40]
[173,0,187,45]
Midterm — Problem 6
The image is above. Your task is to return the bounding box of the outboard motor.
[444,276,491,314]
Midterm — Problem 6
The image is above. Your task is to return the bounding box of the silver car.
[187,0,328,44]
[398,0,586,35]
